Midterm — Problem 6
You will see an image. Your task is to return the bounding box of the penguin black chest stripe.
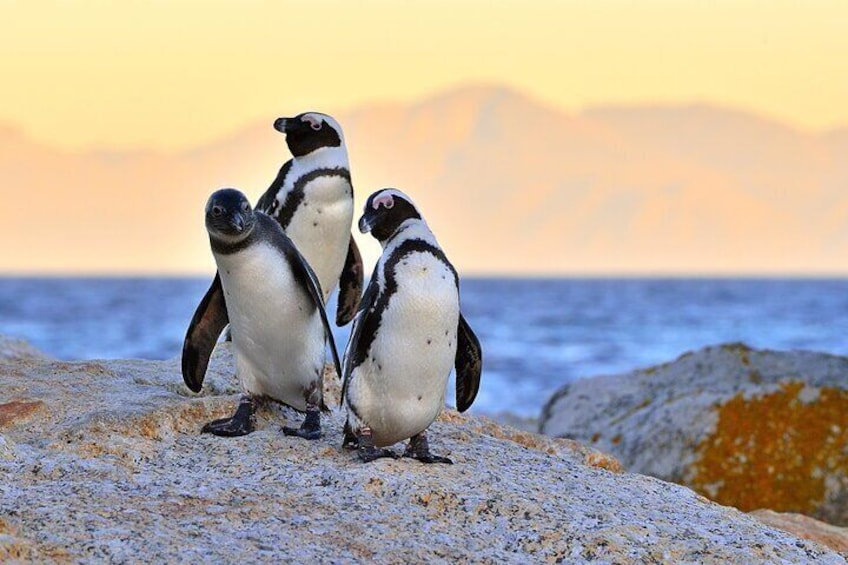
[352,239,458,369]
[270,167,352,230]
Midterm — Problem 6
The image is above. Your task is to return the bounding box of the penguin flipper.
[281,233,344,383]
[340,266,380,404]
[255,159,293,215]
[182,273,229,393]
[454,313,482,413]
[336,235,364,326]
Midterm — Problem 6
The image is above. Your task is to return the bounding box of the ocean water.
[3,277,848,418]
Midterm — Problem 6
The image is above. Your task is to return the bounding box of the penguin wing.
[454,313,482,412]
[255,159,293,215]
[269,219,344,383]
[181,274,229,393]
[340,266,380,403]
[335,235,364,326]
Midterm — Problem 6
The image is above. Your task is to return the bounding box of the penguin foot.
[358,445,399,463]
[282,426,321,440]
[355,426,398,462]
[201,396,255,437]
[342,422,359,450]
[405,452,453,465]
[403,432,453,465]
[282,407,322,440]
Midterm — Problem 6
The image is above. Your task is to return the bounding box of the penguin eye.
[212,205,224,217]
[302,115,322,131]
[372,194,395,210]
[240,201,250,212]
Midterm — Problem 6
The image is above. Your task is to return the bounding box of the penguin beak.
[273,117,290,134]
[231,214,245,233]
[358,212,373,234]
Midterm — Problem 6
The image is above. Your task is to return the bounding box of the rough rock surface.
[1,339,845,563]
[539,343,848,526]
[751,510,848,553]
[0,335,52,363]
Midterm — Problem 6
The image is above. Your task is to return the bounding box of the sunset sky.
[2,1,847,152]
[2,1,848,275]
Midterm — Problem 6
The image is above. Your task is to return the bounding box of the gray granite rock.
[1,339,845,563]
[539,343,848,527]
[0,335,52,363]
[750,510,848,554]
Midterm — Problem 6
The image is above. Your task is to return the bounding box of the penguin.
[340,189,482,463]
[183,188,342,438]
[184,112,362,389]
[255,112,363,324]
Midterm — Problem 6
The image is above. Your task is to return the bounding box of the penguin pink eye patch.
[301,115,323,130]
[373,194,395,210]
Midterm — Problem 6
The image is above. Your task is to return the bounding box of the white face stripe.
[301,114,322,130]
[368,188,422,216]
[300,112,346,142]
[372,193,395,210]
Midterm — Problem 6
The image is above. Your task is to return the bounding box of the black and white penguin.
[183,188,342,438]
[341,189,482,463]
[256,112,362,325]
[184,112,362,388]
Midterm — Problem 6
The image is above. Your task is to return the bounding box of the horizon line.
[6,271,848,281]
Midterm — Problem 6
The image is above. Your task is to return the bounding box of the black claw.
[201,396,255,437]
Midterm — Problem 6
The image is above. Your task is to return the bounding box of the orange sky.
[1,1,847,152]
[3,1,848,276]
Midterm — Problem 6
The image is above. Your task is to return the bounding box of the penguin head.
[273,112,344,157]
[359,189,423,243]
[205,188,256,241]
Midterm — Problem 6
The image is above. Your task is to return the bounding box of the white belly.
[284,175,353,302]
[347,255,459,447]
[215,242,326,410]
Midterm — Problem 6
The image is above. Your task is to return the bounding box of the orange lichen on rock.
[690,381,848,515]
[0,400,46,429]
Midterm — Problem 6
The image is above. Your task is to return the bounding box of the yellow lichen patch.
[584,452,625,474]
[690,381,848,514]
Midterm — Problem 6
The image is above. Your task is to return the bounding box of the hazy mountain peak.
[3,84,848,274]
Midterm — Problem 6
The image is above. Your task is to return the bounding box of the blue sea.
[3,277,848,418]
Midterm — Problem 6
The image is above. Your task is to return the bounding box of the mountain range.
[2,84,847,275]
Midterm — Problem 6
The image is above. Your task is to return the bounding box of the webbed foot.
[282,406,322,440]
[359,445,399,462]
[201,396,255,437]
[403,432,453,464]
[355,427,398,462]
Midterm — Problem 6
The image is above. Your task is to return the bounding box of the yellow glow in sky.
[1,0,847,151]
